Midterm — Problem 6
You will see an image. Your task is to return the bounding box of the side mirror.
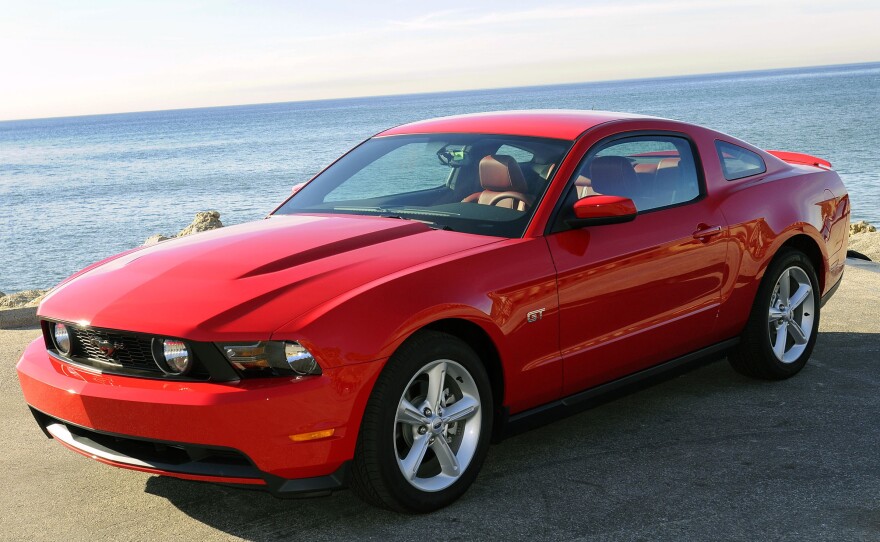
[567,195,637,227]
[291,183,306,195]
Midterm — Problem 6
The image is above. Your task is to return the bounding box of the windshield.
[273,134,572,237]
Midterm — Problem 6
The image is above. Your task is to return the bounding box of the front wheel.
[729,248,820,379]
[350,331,493,513]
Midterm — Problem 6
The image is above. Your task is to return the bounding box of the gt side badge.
[526,308,545,323]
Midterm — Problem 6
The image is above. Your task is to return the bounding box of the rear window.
[716,140,766,181]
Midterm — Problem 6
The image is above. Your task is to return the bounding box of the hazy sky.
[1,0,878,121]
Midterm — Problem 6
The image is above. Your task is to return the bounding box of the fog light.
[285,342,320,375]
[161,339,191,375]
[53,323,71,355]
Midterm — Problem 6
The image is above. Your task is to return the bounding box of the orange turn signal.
[289,428,335,442]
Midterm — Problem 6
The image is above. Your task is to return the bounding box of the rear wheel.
[729,248,820,379]
[350,331,492,513]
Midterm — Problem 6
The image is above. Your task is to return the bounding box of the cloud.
[388,1,760,30]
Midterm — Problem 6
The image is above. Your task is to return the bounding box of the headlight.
[284,342,320,375]
[52,323,71,355]
[218,341,321,377]
[157,339,192,375]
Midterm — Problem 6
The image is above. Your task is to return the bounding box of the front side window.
[568,135,701,213]
[275,134,571,238]
[716,140,766,180]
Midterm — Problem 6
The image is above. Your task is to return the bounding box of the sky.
[1,0,878,121]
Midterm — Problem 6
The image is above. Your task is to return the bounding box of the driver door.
[546,133,728,395]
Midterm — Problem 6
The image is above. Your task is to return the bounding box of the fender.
[273,237,563,414]
[714,169,847,339]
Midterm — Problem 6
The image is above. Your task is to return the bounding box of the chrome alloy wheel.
[394,359,481,492]
[767,266,815,363]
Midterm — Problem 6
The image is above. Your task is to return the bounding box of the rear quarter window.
[716,140,767,181]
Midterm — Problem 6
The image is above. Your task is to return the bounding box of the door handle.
[693,225,722,240]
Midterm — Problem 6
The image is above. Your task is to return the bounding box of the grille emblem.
[91,338,125,357]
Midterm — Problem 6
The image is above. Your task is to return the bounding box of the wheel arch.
[774,233,826,292]
[421,318,506,418]
[718,226,829,341]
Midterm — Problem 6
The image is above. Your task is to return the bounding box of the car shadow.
[144,331,880,541]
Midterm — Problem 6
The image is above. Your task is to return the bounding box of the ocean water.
[1,62,878,293]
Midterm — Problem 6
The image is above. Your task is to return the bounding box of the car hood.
[39,214,499,340]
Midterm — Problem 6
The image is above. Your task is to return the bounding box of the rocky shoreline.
[848,220,880,261]
[143,210,223,246]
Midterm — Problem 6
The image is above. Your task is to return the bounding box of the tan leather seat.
[462,155,534,210]
[574,175,595,198]
[653,157,681,205]
[589,156,640,199]
[634,162,659,176]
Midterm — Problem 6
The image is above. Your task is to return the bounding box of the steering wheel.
[487,191,530,209]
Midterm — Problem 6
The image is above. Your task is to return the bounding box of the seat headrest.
[479,155,528,192]
[656,157,681,170]
[589,156,638,197]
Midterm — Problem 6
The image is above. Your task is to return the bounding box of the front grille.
[42,321,218,381]
[71,327,158,371]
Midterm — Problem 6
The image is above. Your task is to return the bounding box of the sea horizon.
[2,60,877,124]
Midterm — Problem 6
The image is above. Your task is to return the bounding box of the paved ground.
[1,263,878,541]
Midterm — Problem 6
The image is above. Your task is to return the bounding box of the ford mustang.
[16,110,850,513]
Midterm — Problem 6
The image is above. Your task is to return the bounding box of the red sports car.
[17,111,849,512]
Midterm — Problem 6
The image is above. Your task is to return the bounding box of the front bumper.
[16,338,384,495]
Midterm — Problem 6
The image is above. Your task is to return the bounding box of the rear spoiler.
[767,150,832,170]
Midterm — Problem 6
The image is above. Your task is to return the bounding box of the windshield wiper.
[380,214,454,231]
[333,206,391,213]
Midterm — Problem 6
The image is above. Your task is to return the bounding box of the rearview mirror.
[567,195,637,227]
[291,183,306,195]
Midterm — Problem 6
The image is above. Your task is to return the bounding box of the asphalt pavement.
[1,263,878,541]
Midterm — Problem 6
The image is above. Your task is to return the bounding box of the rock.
[0,288,51,309]
[848,231,880,262]
[144,234,170,246]
[850,220,877,235]
[176,210,223,237]
[0,291,5,298]
[143,211,224,245]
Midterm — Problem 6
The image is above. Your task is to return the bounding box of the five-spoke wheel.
[767,266,815,363]
[730,248,821,379]
[351,331,492,513]
[394,359,481,492]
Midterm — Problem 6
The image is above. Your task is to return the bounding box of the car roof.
[377,110,656,140]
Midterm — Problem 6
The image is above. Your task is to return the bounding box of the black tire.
[729,248,821,380]
[350,330,493,513]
